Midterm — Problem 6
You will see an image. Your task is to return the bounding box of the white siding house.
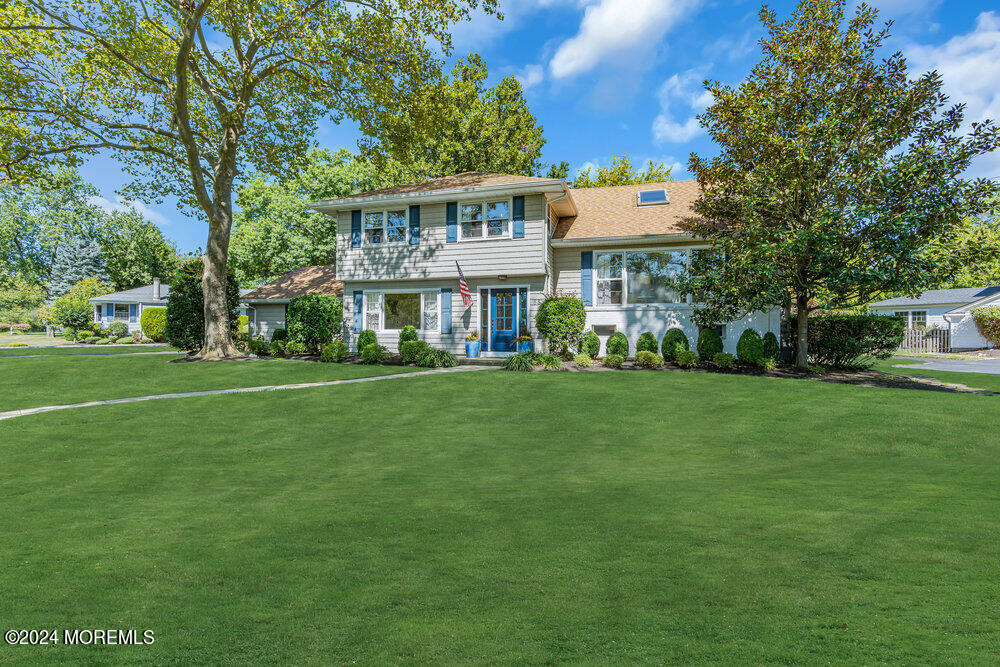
[869,286,1000,351]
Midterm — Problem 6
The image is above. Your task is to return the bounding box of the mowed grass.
[0,354,419,412]
[0,344,172,358]
[1,368,999,663]
[875,357,1000,392]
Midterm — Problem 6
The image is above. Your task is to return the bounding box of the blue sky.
[83,0,1000,253]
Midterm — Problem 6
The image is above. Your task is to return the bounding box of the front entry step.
[458,356,506,366]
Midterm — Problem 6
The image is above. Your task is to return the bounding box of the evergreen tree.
[49,236,109,298]
[165,259,240,351]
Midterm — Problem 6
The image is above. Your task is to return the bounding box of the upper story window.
[593,248,696,306]
[363,209,407,245]
[461,199,510,240]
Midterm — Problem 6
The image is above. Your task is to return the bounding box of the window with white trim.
[363,209,408,245]
[911,310,927,328]
[365,292,381,330]
[114,304,129,320]
[460,199,510,240]
[365,292,440,331]
[594,249,687,305]
[422,291,439,330]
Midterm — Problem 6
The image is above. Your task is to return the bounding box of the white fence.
[898,327,950,353]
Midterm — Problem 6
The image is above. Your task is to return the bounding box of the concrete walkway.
[896,357,1000,375]
[0,365,494,421]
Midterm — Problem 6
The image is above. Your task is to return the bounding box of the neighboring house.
[307,171,780,355]
[89,277,252,334]
[243,265,343,340]
[869,286,1000,351]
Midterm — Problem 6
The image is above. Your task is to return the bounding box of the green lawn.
[0,331,71,348]
[875,357,1000,392]
[1,361,998,663]
[0,343,173,357]
[0,354,419,412]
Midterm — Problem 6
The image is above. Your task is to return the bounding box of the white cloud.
[515,64,544,89]
[88,195,171,227]
[652,67,711,144]
[905,11,1000,177]
[451,0,578,51]
[549,0,700,79]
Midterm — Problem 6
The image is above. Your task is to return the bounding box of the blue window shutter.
[105,303,113,318]
[512,196,525,239]
[351,210,362,248]
[580,251,593,306]
[480,289,489,343]
[441,288,452,333]
[408,205,420,244]
[353,291,363,333]
[446,202,458,243]
[129,304,137,323]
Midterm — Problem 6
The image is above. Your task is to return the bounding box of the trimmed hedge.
[536,296,586,357]
[794,313,904,368]
[661,328,689,360]
[972,306,1000,346]
[697,328,724,360]
[579,330,600,357]
[398,325,419,350]
[357,329,377,351]
[140,307,167,342]
[762,331,780,361]
[606,332,629,357]
[736,328,764,366]
[287,294,343,353]
[636,331,658,354]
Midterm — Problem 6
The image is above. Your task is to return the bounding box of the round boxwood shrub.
[713,352,735,369]
[270,328,287,342]
[107,321,129,338]
[140,307,167,342]
[356,329,377,352]
[661,328,689,361]
[606,332,629,357]
[636,331,658,354]
[400,340,430,364]
[535,296,586,357]
[287,294,343,353]
[696,328,723,360]
[675,349,699,368]
[320,339,348,363]
[634,351,664,368]
[360,343,387,365]
[762,331,780,362]
[502,352,535,371]
[736,328,764,366]
[573,353,593,367]
[579,330,600,357]
[398,325,419,350]
[602,353,624,368]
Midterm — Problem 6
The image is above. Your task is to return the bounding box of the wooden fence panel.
[898,328,950,353]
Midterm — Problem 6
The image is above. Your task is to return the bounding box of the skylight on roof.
[637,189,669,206]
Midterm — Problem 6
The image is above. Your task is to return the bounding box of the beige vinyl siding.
[250,304,286,340]
[343,277,545,353]
[335,195,547,281]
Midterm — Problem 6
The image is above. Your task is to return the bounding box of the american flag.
[456,261,471,307]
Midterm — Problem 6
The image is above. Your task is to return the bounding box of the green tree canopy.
[49,236,109,298]
[3,0,499,360]
[51,276,112,331]
[571,155,673,189]
[96,211,179,291]
[681,0,999,369]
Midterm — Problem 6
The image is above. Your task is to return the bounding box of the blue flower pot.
[465,340,481,358]
[517,340,534,353]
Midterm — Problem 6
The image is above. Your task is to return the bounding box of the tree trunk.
[795,291,809,370]
[193,210,238,360]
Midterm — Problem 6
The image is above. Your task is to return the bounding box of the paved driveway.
[897,357,1000,375]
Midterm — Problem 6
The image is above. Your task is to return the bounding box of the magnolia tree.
[681,0,999,369]
[2,0,498,359]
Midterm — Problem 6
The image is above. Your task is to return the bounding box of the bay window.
[461,199,510,240]
[364,292,440,331]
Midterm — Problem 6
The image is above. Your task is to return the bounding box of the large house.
[259,171,780,355]
[869,286,1000,351]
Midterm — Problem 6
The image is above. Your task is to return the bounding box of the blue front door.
[490,289,517,351]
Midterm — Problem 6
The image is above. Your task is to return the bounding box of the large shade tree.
[571,155,673,189]
[682,0,999,369]
[2,0,498,359]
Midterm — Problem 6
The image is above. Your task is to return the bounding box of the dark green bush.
[606,332,629,357]
[579,330,600,357]
[284,340,306,356]
[356,329,377,351]
[676,349,699,368]
[603,353,624,368]
[793,313,905,368]
[107,321,128,338]
[635,351,663,368]
[140,307,167,342]
[165,258,240,351]
[398,325,419,350]
[248,337,269,356]
[287,294,343,353]
[269,339,286,357]
[762,331,780,361]
[271,328,287,342]
[502,352,535,371]
[696,328,723,359]
[636,331,658,354]
[712,352,735,369]
[360,343,387,364]
[320,339,348,362]
[535,296,586,357]
[661,328,689,360]
[400,340,430,364]
[736,328,764,366]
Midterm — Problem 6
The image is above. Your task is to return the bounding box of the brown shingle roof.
[242,265,343,302]
[316,171,556,204]
[553,180,702,240]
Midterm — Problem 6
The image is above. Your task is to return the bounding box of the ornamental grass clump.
[417,348,457,368]
[634,351,663,368]
[636,331,659,354]
[661,328,689,360]
[502,352,535,372]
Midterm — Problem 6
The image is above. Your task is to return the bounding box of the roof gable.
[242,265,342,301]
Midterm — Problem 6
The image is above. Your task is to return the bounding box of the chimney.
[153,277,161,299]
